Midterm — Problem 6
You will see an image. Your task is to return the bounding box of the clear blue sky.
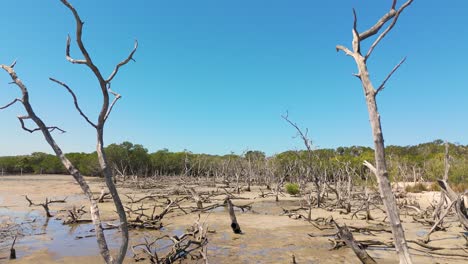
[0,0,467,156]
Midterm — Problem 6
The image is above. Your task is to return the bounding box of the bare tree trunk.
[226,198,242,234]
[336,1,414,263]
[360,49,412,264]
[96,132,129,263]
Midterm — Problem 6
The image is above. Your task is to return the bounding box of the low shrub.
[428,182,440,192]
[452,182,468,193]
[405,183,428,193]
[285,183,300,195]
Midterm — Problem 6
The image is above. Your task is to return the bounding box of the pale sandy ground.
[0,175,467,264]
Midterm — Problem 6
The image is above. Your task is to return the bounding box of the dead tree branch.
[49,77,97,128]
[332,220,377,264]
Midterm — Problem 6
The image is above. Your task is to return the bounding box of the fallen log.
[332,220,376,264]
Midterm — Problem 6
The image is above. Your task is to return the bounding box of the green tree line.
[0,140,466,184]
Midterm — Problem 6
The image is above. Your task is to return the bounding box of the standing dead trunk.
[336,1,414,263]
[9,235,17,260]
[226,198,242,234]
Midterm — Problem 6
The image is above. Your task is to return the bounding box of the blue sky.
[0,0,467,156]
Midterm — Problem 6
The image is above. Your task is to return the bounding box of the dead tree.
[282,113,322,207]
[1,1,137,263]
[24,195,67,217]
[336,1,414,263]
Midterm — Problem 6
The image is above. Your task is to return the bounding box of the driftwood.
[124,198,191,230]
[63,205,91,224]
[132,215,208,263]
[332,220,376,264]
[124,194,168,204]
[24,195,67,217]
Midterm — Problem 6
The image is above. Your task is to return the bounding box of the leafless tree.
[336,1,414,263]
[282,113,324,207]
[1,1,137,263]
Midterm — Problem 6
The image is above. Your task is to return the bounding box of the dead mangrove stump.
[226,198,242,234]
[9,235,17,260]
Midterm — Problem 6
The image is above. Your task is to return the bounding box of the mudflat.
[0,175,466,263]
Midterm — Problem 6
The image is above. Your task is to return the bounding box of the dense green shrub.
[285,183,300,195]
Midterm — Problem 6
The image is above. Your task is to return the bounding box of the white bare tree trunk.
[336,1,414,263]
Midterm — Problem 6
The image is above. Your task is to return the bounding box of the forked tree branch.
[1,64,65,135]
[281,112,313,152]
[60,0,97,70]
[61,0,137,128]
[65,35,86,64]
[106,40,138,83]
[49,77,97,128]
[17,115,65,134]
[365,0,414,59]
[358,1,398,41]
[104,84,122,121]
